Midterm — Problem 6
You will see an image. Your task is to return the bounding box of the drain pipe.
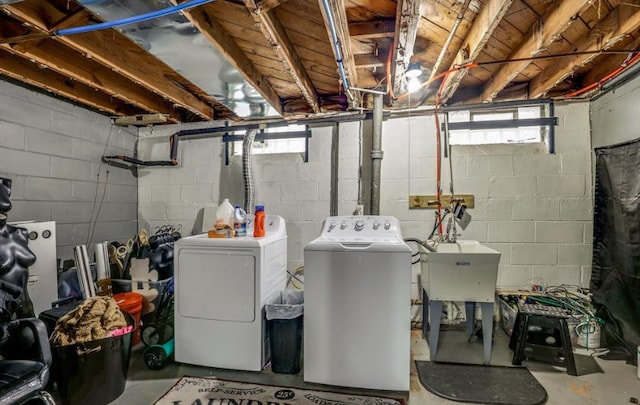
[370,93,384,215]
[330,123,339,216]
[242,129,257,216]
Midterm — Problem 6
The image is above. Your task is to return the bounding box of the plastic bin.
[52,312,134,405]
[266,289,304,374]
[113,292,143,346]
[112,278,171,324]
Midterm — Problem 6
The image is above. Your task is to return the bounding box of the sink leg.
[481,302,494,364]
[465,302,476,341]
[429,300,443,361]
[422,289,429,340]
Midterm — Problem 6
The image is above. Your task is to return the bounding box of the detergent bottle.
[253,205,265,237]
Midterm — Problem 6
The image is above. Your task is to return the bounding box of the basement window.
[446,104,554,146]
[231,124,308,155]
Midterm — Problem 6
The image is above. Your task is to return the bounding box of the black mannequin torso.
[0,178,36,319]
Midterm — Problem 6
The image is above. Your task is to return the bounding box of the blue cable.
[56,0,215,36]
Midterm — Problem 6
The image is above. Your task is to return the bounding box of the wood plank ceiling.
[0,0,639,123]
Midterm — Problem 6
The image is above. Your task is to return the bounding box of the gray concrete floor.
[99,327,638,405]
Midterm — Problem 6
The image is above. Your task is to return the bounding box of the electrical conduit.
[320,0,350,90]
[56,0,215,36]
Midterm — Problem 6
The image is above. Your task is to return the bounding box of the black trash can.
[51,312,134,405]
[266,289,304,374]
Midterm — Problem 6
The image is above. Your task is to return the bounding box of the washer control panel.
[321,216,401,239]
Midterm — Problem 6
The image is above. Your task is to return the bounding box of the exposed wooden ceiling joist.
[354,54,386,69]
[1,1,220,121]
[1,32,180,122]
[317,0,358,90]
[439,0,514,102]
[176,1,284,115]
[481,0,594,102]
[349,19,395,40]
[391,0,425,95]
[0,47,142,116]
[529,5,640,99]
[245,0,320,112]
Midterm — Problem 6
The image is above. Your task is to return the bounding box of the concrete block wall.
[0,80,138,261]
[138,105,592,309]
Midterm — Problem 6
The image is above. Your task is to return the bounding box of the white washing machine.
[304,215,411,391]
[174,215,287,371]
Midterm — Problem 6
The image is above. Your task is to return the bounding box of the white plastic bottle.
[234,206,247,236]
[215,198,235,229]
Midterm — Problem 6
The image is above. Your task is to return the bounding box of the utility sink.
[419,240,501,303]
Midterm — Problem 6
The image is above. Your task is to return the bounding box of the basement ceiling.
[0,0,639,124]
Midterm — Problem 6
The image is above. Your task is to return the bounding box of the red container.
[113,292,143,346]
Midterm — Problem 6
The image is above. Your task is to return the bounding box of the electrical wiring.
[86,124,115,246]
[287,265,304,290]
[565,51,640,99]
[389,49,640,103]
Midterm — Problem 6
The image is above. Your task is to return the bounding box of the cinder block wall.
[385,103,593,304]
[0,80,138,261]
[139,103,593,299]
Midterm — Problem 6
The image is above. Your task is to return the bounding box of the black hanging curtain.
[592,138,640,364]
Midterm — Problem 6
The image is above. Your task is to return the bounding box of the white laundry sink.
[420,240,501,302]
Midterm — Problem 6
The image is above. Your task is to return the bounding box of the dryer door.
[177,248,256,322]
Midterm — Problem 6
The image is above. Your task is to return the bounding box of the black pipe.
[442,98,553,112]
[102,111,390,169]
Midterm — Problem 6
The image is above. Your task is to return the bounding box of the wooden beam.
[317,0,358,91]
[349,19,395,40]
[391,0,426,96]
[529,7,640,98]
[1,1,218,120]
[245,0,320,112]
[3,37,180,121]
[481,0,593,101]
[439,0,514,102]
[354,54,386,68]
[176,2,283,115]
[0,48,141,116]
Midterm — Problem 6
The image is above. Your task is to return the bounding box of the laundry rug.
[154,376,406,405]
[415,361,548,405]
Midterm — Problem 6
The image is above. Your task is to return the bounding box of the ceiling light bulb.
[407,76,422,93]
[405,62,422,78]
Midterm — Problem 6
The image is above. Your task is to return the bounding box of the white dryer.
[304,216,411,391]
[174,215,287,371]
